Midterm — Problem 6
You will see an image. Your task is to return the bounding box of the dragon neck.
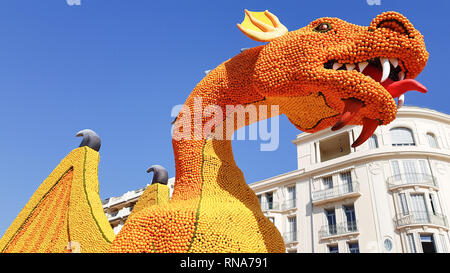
[171,46,269,201]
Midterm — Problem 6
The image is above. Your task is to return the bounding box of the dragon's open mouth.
[324,57,427,102]
[323,57,427,147]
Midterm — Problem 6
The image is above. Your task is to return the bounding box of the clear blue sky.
[0,0,449,236]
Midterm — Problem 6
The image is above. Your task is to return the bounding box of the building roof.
[293,106,450,144]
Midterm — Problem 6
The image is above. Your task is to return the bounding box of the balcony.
[318,221,359,240]
[387,173,438,191]
[394,211,448,229]
[283,231,298,243]
[281,199,297,210]
[102,187,146,208]
[312,182,360,206]
[260,201,280,211]
[106,207,133,222]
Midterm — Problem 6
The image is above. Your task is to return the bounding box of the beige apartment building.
[103,106,450,253]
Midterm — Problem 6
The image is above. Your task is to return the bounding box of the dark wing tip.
[76,129,101,152]
[146,165,169,185]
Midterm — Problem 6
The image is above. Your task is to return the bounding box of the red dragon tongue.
[385,79,427,98]
[330,63,427,148]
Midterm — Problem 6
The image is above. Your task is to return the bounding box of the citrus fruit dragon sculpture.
[0,10,428,253]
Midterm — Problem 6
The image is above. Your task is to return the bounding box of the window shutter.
[408,234,417,253]
[391,161,401,181]
[419,160,429,175]
[399,193,409,215]
[390,127,415,146]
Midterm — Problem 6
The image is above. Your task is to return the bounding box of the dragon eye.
[314,22,332,33]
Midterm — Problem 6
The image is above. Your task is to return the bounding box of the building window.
[340,171,353,193]
[344,204,357,232]
[325,208,337,235]
[328,245,339,253]
[390,127,415,146]
[392,159,432,183]
[399,193,409,215]
[440,234,448,253]
[257,195,262,205]
[287,216,297,242]
[391,161,401,181]
[429,193,439,215]
[407,233,417,253]
[426,133,438,148]
[384,238,393,252]
[411,194,429,223]
[286,185,296,209]
[368,134,379,149]
[419,160,430,175]
[266,192,273,210]
[323,176,333,190]
[420,234,437,253]
[348,242,360,253]
[403,160,419,183]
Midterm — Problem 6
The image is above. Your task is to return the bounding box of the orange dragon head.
[238,10,428,147]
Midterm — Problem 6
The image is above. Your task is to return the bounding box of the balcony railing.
[260,201,279,211]
[312,182,360,204]
[108,211,119,217]
[386,173,438,190]
[102,189,145,207]
[283,231,298,243]
[318,221,358,239]
[106,206,133,221]
[394,211,448,229]
[281,199,296,210]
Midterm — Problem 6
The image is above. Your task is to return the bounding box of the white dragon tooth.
[398,71,405,80]
[333,63,343,70]
[380,57,390,83]
[358,62,368,73]
[389,58,399,68]
[345,64,356,71]
[397,94,405,109]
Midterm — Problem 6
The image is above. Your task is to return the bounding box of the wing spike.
[237,9,288,42]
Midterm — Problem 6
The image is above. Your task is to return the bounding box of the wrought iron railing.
[283,231,298,243]
[312,182,359,203]
[281,199,296,210]
[394,211,448,228]
[260,201,279,211]
[106,206,134,220]
[102,190,144,207]
[109,211,119,217]
[386,173,437,189]
[318,221,358,239]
